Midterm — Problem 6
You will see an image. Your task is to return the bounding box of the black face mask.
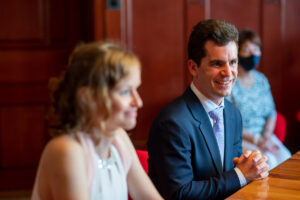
[239,55,261,71]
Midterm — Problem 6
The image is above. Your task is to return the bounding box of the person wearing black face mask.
[239,54,260,72]
[227,29,291,170]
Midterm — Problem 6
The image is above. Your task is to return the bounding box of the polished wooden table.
[227,151,300,199]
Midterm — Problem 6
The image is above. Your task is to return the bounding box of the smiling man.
[147,19,269,200]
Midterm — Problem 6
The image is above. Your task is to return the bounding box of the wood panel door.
[0,0,91,190]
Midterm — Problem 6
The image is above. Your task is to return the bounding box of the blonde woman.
[31,42,163,200]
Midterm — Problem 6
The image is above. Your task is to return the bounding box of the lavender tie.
[208,106,224,166]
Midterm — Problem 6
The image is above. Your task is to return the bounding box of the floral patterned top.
[227,70,276,135]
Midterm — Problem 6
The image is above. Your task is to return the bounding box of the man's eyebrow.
[209,59,225,64]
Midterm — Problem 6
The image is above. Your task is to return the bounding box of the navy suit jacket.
[147,87,243,200]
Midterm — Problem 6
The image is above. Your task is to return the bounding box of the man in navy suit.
[147,19,269,200]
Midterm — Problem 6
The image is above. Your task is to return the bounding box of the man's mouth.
[216,80,231,85]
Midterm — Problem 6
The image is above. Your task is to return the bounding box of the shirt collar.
[190,82,224,113]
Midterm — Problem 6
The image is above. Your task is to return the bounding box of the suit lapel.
[183,87,223,174]
[223,100,234,171]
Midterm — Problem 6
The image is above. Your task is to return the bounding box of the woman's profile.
[31,41,163,200]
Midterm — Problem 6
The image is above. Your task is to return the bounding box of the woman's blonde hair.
[49,41,140,136]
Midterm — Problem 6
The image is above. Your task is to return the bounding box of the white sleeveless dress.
[31,132,132,200]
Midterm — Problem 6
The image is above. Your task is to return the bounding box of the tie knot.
[208,106,224,121]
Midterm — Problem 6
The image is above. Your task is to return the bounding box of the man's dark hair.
[238,28,261,51]
[188,19,239,65]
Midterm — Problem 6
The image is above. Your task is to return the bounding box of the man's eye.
[231,60,237,65]
[211,62,221,67]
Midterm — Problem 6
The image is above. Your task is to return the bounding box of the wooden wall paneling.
[186,0,207,35]
[281,0,300,153]
[0,169,37,190]
[124,0,186,148]
[261,0,284,109]
[49,0,68,42]
[0,106,47,189]
[0,0,44,46]
[105,9,121,40]
[92,0,121,41]
[185,0,207,85]
[93,0,105,41]
[0,0,89,48]
[0,50,69,83]
[0,84,49,105]
[120,0,131,47]
[210,0,261,32]
[0,106,45,168]
[49,0,90,46]
[0,0,91,190]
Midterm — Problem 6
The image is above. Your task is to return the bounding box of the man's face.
[189,40,238,105]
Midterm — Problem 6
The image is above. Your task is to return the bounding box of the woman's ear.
[77,86,98,113]
[77,86,90,106]
[77,87,99,127]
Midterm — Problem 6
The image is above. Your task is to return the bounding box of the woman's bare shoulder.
[40,135,85,172]
[46,135,82,155]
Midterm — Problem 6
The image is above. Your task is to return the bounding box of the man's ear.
[187,59,199,77]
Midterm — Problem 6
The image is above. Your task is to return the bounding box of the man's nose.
[221,63,231,76]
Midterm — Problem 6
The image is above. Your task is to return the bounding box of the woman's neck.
[238,66,254,87]
[91,129,115,159]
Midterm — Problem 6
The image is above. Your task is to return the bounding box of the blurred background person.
[31,41,163,200]
[228,29,291,169]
